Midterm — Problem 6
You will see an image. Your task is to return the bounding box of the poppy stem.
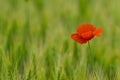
[88,41,91,54]
[87,41,93,74]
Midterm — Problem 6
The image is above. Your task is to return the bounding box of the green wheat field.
[0,0,120,80]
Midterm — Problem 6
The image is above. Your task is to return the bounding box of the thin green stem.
[87,41,93,76]
[88,41,92,54]
[86,41,92,79]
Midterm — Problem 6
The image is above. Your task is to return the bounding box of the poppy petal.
[77,24,96,34]
[80,31,94,40]
[94,28,103,37]
[71,33,88,44]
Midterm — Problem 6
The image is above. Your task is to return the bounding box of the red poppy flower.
[71,24,103,44]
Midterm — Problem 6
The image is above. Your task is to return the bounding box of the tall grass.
[0,0,120,80]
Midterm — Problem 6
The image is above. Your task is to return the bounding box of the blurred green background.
[0,0,120,80]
